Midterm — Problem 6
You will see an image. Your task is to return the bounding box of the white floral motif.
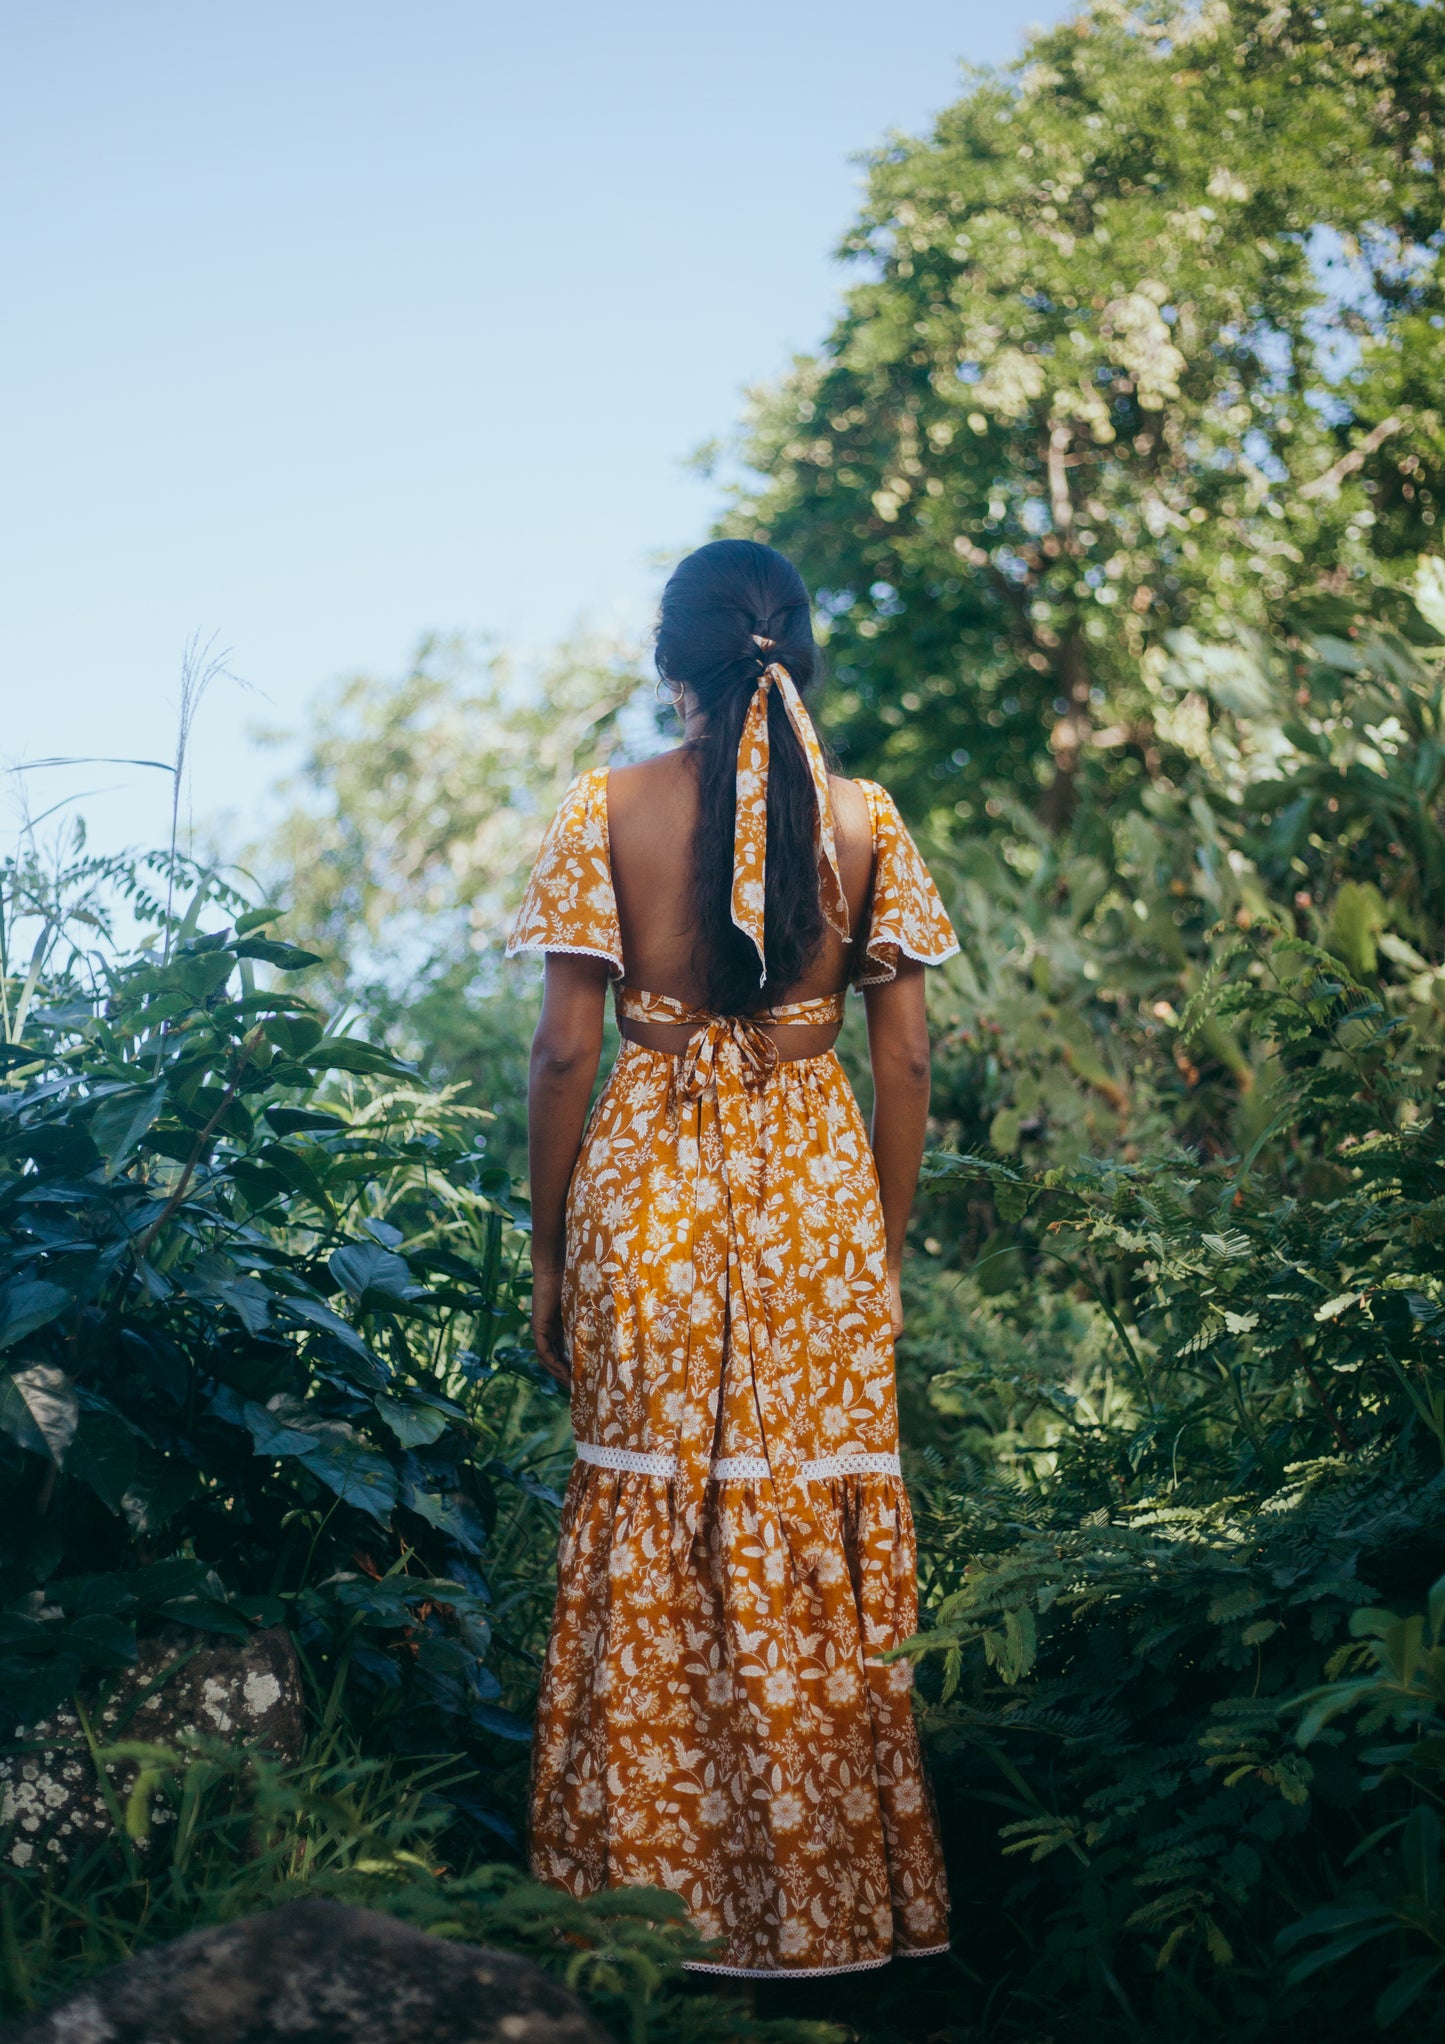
[770,1792,805,1833]
[514,764,955,1976]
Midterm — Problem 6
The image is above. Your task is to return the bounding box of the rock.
[0,1899,610,2044]
[0,1626,301,1869]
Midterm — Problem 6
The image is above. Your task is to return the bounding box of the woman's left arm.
[526,953,610,1387]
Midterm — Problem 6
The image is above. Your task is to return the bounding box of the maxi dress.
[507,767,959,1978]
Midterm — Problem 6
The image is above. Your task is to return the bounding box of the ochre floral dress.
[508,761,959,1978]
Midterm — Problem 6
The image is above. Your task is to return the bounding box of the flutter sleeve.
[505,768,623,974]
[856,780,960,987]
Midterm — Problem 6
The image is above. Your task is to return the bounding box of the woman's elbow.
[879,1039,933,1092]
[910,1046,934,1087]
[900,1048,933,1092]
[530,1030,599,1083]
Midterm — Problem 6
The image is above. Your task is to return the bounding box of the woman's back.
[608,751,875,1048]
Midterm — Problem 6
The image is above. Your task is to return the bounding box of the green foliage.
[1278,1576,1445,2025]
[721,0,1445,824]
[894,838,1445,2030]
[256,631,644,1170]
[0,1724,839,2044]
[0,847,567,1839]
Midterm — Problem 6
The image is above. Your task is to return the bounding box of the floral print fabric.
[509,771,958,1976]
[508,769,623,974]
[731,664,851,983]
[853,779,960,986]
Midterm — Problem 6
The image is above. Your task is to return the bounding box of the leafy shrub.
[1281,1574,1445,2026]
[898,891,1445,2030]
[0,859,566,1840]
[0,1721,839,2044]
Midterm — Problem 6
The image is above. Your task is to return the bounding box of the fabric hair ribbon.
[730,646,850,984]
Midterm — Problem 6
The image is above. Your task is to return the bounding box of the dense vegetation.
[5,1,1445,2038]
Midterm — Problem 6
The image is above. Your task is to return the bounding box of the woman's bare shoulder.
[607,749,689,797]
[828,773,874,836]
[606,750,697,849]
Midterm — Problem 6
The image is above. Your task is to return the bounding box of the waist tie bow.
[675,1012,778,1098]
[617,988,838,1581]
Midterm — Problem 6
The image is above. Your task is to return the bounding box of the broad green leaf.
[232,1142,330,1207]
[1375,1956,1445,2026]
[264,1105,345,1136]
[293,1425,400,1522]
[330,1242,424,1307]
[0,1650,83,1726]
[302,1037,415,1078]
[66,1407,140,1512]
[1402,1803,1441,1907]
[89,1079,168,1178]
[161,1596,251,1639]
[214,1277,273,1335]
[231,936,323,970]
[67,1573,138,1615]
[0,1363,79,1461]
[399,1482,488,1552]
[274,1295,384,1365]
[127,1557,215,1604]
[261,1013,324,1058]
[1325,880,1389,980]
[1429,1572,1445,1646]
[374,1392,454,1448]
[470,1702,533,1743]
[989,1108,1021,1155]
[0,1278,70,1351]
[120,1456,201,1535]
[228,1394,325,1458]
[62,1612,138,1663]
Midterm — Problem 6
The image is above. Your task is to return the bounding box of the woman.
[507,539,957,1979]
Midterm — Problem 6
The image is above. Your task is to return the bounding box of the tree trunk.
[1039,631,1093,834]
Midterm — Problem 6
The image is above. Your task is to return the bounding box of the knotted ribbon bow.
[730,659,851,986]
[675,1011,778,1099]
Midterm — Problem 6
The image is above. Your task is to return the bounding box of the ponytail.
[655,540,829,1016]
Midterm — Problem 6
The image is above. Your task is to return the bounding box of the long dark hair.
[655,538,830,1017]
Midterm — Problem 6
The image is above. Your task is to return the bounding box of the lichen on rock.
[0,1900,610,2044]
[0,1627,301,1870]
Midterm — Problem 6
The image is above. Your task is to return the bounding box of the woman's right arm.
[527,952,609,1387]
[863,959,933,1340]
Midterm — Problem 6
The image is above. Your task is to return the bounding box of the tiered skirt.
[528,1035,950,1976]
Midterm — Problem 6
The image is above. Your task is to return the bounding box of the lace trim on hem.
[572,1443,677,1477]
[856,934,963,987]
[806,1451,903,1479]
[682,1955,890,1980]
[573,1442,902,1482]
[710,1454,771,1480]
[504,938,624,975]
[681,1943,948,1979]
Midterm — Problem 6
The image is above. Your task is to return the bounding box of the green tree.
[721,0,1445,826]
[262,632,644,992]
[256,633,648,1166]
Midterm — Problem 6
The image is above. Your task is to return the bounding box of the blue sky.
[3,0,1072,859]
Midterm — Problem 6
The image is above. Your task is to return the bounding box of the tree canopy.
[721,0,1445,824]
